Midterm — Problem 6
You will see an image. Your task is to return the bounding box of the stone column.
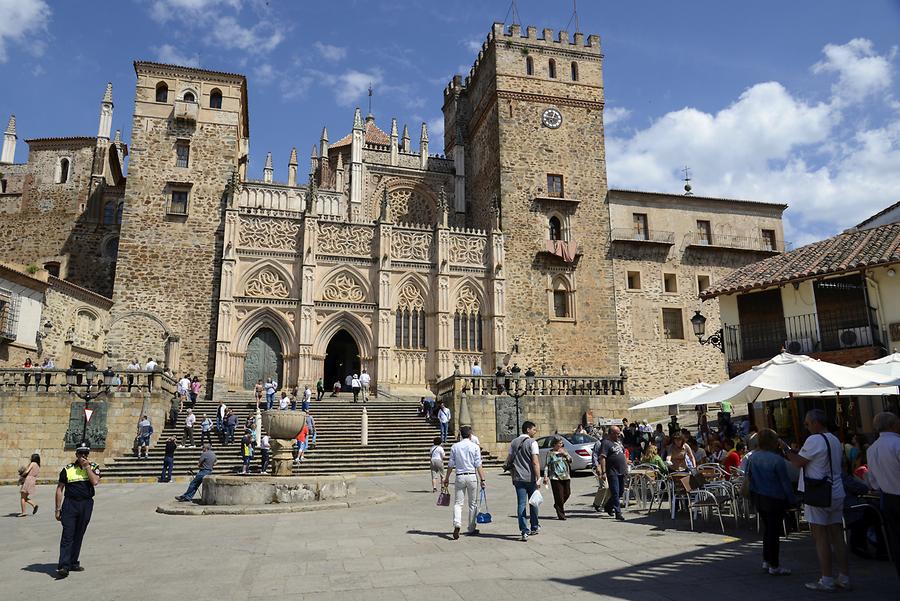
[374,216,393,391]
[164,335,181,373]
[298,210,318,382]
[213,208,239,398]
[487,227,506,371]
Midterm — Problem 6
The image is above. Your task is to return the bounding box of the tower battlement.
[444,22,601,99]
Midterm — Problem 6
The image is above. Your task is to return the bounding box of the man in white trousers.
[443,425,486,540]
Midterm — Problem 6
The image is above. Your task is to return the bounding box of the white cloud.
[313,41,347,62]
[254,63,275,83]
[427,117,445,151]
[210,16,284,53]
[154,44,200,67]
[813,38,895,105]
[0,0,50,62]
[150,0,241,23]
[604,107,632,127]
[329,69,383,107]
[463,37,483,54]
[607,38,900,244]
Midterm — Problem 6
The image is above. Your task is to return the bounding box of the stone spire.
[1,114,17,164]
[401,124,410,152]
[334,151,345,195]
[113,129,121,144]
[350,108,364,207]
[336,151,344,171]
[438,184,448,227]
[353,107,363,130]
[113,129,124,164]
[288,147,298,187]
[263,151,273,183]
[319,126,329,158]
[310,144,318,175]
[390,118,399,166]
[97,82,114,140]
[419,121,429,169]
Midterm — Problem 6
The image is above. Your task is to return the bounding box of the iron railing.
[610,228,675,244]
[0,293,20,341]
[685,231,787,252]
[724,307,883,362]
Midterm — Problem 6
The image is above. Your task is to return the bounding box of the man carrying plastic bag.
[504,421,547,541]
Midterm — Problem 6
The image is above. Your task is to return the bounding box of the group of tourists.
[327,369,372,402]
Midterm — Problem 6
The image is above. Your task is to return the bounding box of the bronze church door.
[243,328,283,390]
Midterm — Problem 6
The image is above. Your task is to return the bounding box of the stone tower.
[108,62,248,385]
[443,23,619,375]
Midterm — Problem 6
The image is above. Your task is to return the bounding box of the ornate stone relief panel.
[391,230,432,262]
[389,188,435,226]
[397,283,425,310]
[456,285,481,313]
[317,222,374,256]
[448,234,487,265]
[245,268,290,298]
[238,216,301,251]
[322,273,366,303]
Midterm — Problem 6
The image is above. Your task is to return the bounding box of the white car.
[536,433,598,473]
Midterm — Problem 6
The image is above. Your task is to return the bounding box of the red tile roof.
[331,118,391,149]
[701,222,900,299]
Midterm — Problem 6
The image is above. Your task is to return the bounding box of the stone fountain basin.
[262,409,307,439]
[200,474,356,505]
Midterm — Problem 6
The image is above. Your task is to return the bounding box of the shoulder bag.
[802,433,833,508]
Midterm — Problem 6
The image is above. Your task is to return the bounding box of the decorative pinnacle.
[390,118,398,138]
[264,151,273,170]
[320,126,328,142]
[5,114,16,135]
[288,147,298,166]
[103,82,113,104]
[401,124,409,140]
[310,144,318,158]
[353,107,363,130]
[113,129,122,143]
[336,152,344,169]
[420,121,428,142]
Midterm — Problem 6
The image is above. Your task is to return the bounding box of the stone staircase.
[102,391,502,479]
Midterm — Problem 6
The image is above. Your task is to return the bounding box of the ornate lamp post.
[66,363,115,445]
[498,363,536,435]
[690,310,725,353]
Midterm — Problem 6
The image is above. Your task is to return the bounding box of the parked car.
[536,433,598,472]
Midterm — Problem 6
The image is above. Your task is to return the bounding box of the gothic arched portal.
[324,329,360,390]
[243,327,283,390]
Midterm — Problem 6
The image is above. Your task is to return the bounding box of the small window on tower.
[697,274,711,293]
[210,88,223,109]
[183,91,196,103]
[571,61,579,81]
[526,56,534,76]
[548,59,557,79]
[58,158,70,184]
[547,174,564,198]
[155,82,168,103]
[44,262,60,278]
[0,179,6,193]
[627,271,641,290]
[549,216,562,241]
[663,273,678,293]
[168,189,189,215]
[175,140,190,168]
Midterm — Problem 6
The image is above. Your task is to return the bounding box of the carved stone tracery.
[449,235,486,265]
[322,273,366,303]
[245,269,290,298]
[317,222,374,256]
[238,217,301,251]
[397,283,425,310]
[391,230,431,261]
[456,285,481,314]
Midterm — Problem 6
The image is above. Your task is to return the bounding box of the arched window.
[525,56,534,76]
[549,216,562,241]
[395,284,426,349]
[548,59,557,79]
[102,201,116,224]
[155,82,168,103]
[183,91,196,103]
[571,61,579,81]
[115,201,124,224]
[102,236,119,260]
[58,158,70,184]
[453,285,483,351]
[550,277,574,319]
[43,262,60,278]
[210,88,223,109]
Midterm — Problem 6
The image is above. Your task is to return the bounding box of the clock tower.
[443,22,620,375]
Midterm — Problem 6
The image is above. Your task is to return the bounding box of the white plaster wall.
[0,277,43,349]
[868,265,900,350]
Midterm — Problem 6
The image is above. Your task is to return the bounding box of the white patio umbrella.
[682,352,900,406]
[628,382,715,410]
[802,353,900,396]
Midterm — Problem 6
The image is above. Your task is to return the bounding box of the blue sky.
[2,0,899,245]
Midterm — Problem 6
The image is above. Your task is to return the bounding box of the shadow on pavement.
[21,563,58,578]
[406,528,521,542]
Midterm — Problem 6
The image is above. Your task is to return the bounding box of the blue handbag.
[476,489,492,523]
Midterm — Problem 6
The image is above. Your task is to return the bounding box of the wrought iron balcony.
[723,308,885,362]
[685,232,786,252]
[610,228,675,245]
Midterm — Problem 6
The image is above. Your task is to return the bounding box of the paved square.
[1,469,895,600]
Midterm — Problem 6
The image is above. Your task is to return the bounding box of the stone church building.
[0,23,786,402]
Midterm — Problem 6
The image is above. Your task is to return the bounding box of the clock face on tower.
[541,107,563,129]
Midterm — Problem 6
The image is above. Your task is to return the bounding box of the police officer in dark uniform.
[55,441,101,579]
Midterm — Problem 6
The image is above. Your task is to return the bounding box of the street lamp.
[690,310,725,353]
[66,363,113,447]
[502,363,536,436]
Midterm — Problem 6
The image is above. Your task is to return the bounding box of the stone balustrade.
[0,368,178,396]
[437,374,627,400]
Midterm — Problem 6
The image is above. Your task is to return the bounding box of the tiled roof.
[701,222,900,299]
[331,118,391,149]
[25,136,95,145]
[608,188,788,210]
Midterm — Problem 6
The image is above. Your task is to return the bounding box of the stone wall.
[0,389,168,479]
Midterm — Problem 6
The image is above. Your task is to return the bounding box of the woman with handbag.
[746,429,795,575]
[784,409,849,592]
[18,453,40,516]
[543,437,573,520]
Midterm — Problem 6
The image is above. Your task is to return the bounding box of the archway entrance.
[243,327,283,390]
[324,329,360,390]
